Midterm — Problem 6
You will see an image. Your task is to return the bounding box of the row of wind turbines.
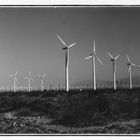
[56,34,140,91]
[9,72,46,92]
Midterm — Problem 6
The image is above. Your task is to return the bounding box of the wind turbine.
[38,74,46,91]
[107,52,120,90]
[56,34,76,92]
[84,40,103,90]
[9,71,18,92]
[126,54,140,89]
[24,72,33,92]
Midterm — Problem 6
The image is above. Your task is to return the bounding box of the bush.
[53,93,110,127]
[15,108,32,116]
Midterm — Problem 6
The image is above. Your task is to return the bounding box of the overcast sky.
[0,7,140,88]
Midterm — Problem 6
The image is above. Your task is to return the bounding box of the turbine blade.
[131,63,136,66]
[131,63,140,68]
[95,54,103,64]
[107,52,114,59]
[93,40,95,52]
[56,34,68,47]
[68,43,76,49]
[126,54,131,62]
[137,64,140,68]
[84,55,92,60]
[115,55,120,60]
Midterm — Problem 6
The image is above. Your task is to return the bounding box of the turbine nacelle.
[127,62,131,66]
[38,74,46,80]
[62,47,68,50]
[111,59,115,62]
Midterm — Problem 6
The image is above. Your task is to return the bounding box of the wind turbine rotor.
[38,74,46,79]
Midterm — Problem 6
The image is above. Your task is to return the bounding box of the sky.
[0,7,140,89]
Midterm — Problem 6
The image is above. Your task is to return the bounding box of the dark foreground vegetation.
[0,88,140,134]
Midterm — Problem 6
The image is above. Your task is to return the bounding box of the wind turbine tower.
[84,40,103,90]
[107,52,120,90]
[9,71,18,92]
[56,34,76,92]
[38,74,46,91]
[24,72,33,92]
[126,54,140,89]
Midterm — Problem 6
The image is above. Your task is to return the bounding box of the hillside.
[0,89,139,133]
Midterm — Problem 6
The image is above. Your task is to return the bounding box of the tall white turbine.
[24,72,33,92]
[126,54,140,89]
[9,71,18,92]
[107,52,120,90]
[84,40,103,90]
[38,74,46,91]
[56,34,76,92]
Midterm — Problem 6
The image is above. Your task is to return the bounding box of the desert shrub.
[0,97,13,112]
[0,89,140,127]
[15,107,32,116]
[29,99,49,112]
[94,95,110,113]
[52,93,110,127]
[11,96,28,109]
